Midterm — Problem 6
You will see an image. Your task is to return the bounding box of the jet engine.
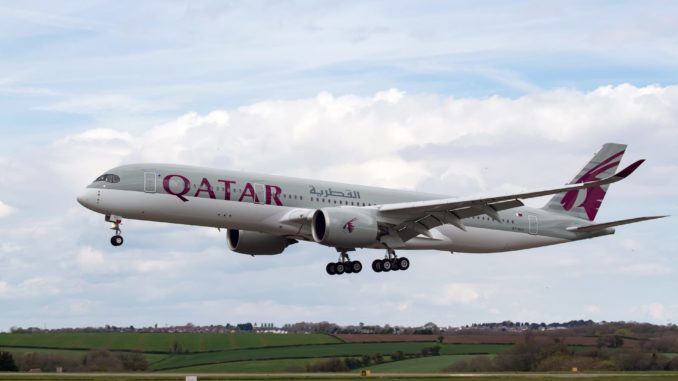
[311,208,378,248]
[227,229,295,255]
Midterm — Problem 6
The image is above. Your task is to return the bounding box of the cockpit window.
[94,174,120,183]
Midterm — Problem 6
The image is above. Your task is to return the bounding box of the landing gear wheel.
[335,262,345,275]
[381,259,392,272]
[391,259,400,271]
[397,257,410,271]
[110,235,124,246]
[330,249,361,275]
[326,262,337,275]
[375,248,408,274]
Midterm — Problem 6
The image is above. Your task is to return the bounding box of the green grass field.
[0,333,339,353]
[1,332,676,378]
[0,347,88,359]
[356,354,493,373]
[0,332,510,374]
[160,351,504,373]
[167,358,310,373]
[150,343,508,371]
[2,346,169,367]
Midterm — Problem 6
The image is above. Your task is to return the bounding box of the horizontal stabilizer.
[567,215,668,233]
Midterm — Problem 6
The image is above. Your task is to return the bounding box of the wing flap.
[390,199,526,242]
[567,215,668,233]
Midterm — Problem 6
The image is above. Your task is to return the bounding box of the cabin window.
[94,174,120,183]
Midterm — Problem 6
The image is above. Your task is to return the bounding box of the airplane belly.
[95,189,308,237]
[403,226,567,253]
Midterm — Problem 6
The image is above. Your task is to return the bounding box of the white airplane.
[77,143,665,275]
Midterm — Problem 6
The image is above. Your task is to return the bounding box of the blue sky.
[0,1,677,331]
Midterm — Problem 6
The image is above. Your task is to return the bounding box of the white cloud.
[614,262,673,276]
[44,84,678,195]
[0,200,15,218]
[133,259,180,273]
[641,303,674,321]
[76,246,119,274]
[55,128,134,145]
[40,94,174,114]
[586,305,601,314]
[0,243,20,253]
[4,277,66,299]
[428,283,482,305]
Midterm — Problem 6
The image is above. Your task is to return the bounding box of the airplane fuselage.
[77,163,610,254]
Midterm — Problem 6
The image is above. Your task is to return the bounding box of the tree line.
[304,345,442,372]
[447,334,678,372]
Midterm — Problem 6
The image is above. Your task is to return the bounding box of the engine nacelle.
[227,229,294,255]
[311,208,378,248]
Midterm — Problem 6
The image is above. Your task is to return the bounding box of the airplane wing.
[375,159,645,245]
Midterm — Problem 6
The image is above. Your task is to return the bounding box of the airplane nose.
[77,188,94,208]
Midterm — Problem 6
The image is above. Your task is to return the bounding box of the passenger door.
[528,214,538,235]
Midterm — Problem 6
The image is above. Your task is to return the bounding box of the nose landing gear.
[106,214,124,247]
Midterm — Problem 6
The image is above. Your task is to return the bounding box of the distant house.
[237,323,253,332]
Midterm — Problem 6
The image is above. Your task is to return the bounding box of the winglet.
[616,159,645,179]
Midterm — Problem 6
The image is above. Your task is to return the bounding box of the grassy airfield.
[1,332,677,380]
[0,333,507,373]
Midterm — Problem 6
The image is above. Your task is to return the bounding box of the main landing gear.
[372,249,410,273]
[325,248,411,275]
[106,214,124,247]
[326,249,362,276]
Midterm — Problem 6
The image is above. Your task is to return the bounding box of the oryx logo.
[343,218,358,233]
[561,150,624,221]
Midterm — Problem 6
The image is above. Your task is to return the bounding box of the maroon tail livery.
[544,143,627,221]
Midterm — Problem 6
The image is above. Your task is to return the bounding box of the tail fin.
[543,143,627,221]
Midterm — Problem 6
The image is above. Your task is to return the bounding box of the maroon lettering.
[164,176,282,206]
[163,174,191,202]
[238,182,259,203]
[265,185,283,206]
[218,180,236,200]
[194,177,216,199]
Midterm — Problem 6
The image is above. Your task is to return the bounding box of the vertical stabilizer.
[543,143,627,221]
